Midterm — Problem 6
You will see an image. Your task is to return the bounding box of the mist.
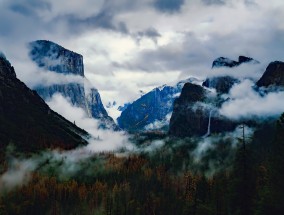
[220,79,284,120]
[47,93,134,153]
[0,157,38,193]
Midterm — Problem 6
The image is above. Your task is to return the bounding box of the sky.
[1,0,284,115]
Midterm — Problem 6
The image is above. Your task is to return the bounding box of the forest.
[0,113,283,215]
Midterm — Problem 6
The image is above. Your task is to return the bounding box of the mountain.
[0,55,88,153]
[212,55,259,68]
[117,78,201,132]
[256,61,284,87]
[29,40,117,130]
[118,103,130,112]
[169,56,261,137]
[168,83,236,137]
[204,56,259,94]
[169,58,284,138]
[203,76,239,94]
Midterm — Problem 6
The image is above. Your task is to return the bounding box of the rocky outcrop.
[169,83,236,137]
[202,76,239,94]
[29,40,84,76]
[256,61,284,87]
[0,56,88,151]
[204,56,258,94]
[212,56,258,68]
[29,40,118,130]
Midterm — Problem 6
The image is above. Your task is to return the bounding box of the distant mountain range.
[117,78,202,132]
[117,56,259,132]
[29,40,118,130]
[1,47,283,154]
[117,55,284,136]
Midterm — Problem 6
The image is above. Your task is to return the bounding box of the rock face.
[117,78,199,131]
[29,40,117,130]
[169,83,236,137]
[0,56,88,151]
[204,56,258,94]
[256,61,284,87]
[29,40,84,76]
[202,76,239,94]
[212,56,258,68]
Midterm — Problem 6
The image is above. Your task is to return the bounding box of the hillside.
[0,56,88,153]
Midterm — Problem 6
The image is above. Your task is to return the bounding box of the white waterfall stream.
[203,110,213,137]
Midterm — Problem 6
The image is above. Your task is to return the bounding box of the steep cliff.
[169,83,236,137]
[29,40,117,130]
[256,61,284,87]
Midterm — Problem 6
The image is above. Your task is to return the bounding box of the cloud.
[135,27,161,44]
[153,0,185,13]
[47,93,134,152]
[8,48,86,88]
[144,112,172,130]
[0,158,37,193]
[220,79,284,120]
[190,125,255,176]
[9,0,51,17]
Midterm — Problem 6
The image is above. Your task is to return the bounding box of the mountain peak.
[238,55,254,64]
[212,55,259,68]
[0,55,16,78]
[212,57,238,68]
[29,40,84,76]
[28,40,118,130]
[179,82,206,103]
[256,61,284,87]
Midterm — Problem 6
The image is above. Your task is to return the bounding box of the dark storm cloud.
[0,0,160,43]
[9,0,51,17]
[135,28,161,44]
[62,11,129,34]
[153,0,185,13]
[63,12,162,44]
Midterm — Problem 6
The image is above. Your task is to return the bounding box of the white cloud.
[144,112,172,130]
[47,94,134,152]
[220,79,284,119]
[0,158,38,193]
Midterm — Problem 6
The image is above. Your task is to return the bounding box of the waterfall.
[203,110,213,137]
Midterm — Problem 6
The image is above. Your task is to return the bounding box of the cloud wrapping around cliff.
[47,93,134,152]
[220,79,284,120]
